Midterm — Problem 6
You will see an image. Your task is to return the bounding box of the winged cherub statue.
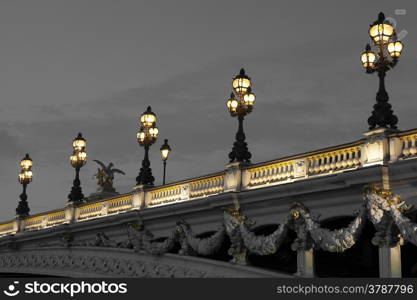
[93,160,126,193]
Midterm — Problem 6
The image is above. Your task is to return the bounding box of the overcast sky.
[0,1,416,220]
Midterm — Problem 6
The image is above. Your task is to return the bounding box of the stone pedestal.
[379,244,402,278]
[296,249,315,277]
[362,128,394,167]
[13,218,21,233]
[224,162,243,192]
[64,202,76,224]
[133,184,151,209]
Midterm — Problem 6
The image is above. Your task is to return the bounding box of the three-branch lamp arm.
[360,12,404,130]
[136,106,159,186]
[226,68,255,163]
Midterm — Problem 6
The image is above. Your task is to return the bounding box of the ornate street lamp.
[16,153,33,218]
[68,132,87,203]
[160,139,171,185]
[136,106,159,186]
[226,68,255,163]
[361,12,404,130]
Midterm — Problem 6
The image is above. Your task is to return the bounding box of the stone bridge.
[1,128,417,277]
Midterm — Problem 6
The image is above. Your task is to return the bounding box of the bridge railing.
[241,142,363,190]
[145,172,225,207]
[1,127,417,237]
[396,130,417,159]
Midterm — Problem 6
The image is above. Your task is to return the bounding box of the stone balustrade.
[146,173,225,207]
[107,194,134,214]
[245,160,294,188]
[45,210,67,227]
[307,146,361,175]
[0,221,15,237]
[23,215,44,231]
[399,133,417,159]
[1,128,417,238]
[147,184,184,207]
[189,174,224,198]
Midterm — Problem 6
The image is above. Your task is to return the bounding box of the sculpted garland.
[2,185,417,267]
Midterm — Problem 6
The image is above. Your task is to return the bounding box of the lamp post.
[160,139,171,185]
[136,106,158,186]
[361,12,404,130]
[16,153,33,218]
[226,68,255,163]
[68,132,87,203]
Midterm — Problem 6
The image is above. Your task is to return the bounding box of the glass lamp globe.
[140,106,157,127]
[232,68,251,94]
[20,154,33,170]
[361,45,376,68]
[387,40,403,57]
[243,88,256,106]
[160,139,171,161]
[369,13,394,44]
[227,93,239,112]
[19,170,33,184]
[72,133,86,151]
[77,151,87,163]
[137,131,146,144]
[149,126,159,138]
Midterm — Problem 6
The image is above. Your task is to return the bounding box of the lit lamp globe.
[361,44,376,69]
[226,93,239,114]
[243,87,256,107]
[160,139,171,161]
[369,13,393,44]
[70,150,87,168]
[387,40,404,58]
[20,154,33,171]
[137,130,146,144]
[149,126,159,139]
[72,133,86,152]
[18,170,33,184]
[232,68,251,94]
[140,106,157,127]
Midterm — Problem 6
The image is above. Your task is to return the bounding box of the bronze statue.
[93,160,125,193]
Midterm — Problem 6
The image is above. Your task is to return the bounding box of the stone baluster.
[410,138,417,156]
[402,138,410,157]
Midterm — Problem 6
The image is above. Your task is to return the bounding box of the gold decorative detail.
[108,194,133,214]
[0,222,15,236]
[148,184,183,206]
[400,134,417,158]
[308,146,361,174]
[367,184,412,213]
[248,160,294,186]
[189,175,224,198]
[290,209,300,220]
[78,202,103,220]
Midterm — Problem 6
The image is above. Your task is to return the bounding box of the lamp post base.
[68,167,84,203]
[229,115,251,163]
[16,184,30,218]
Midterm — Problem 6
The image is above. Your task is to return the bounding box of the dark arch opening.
[315,216,378,277]
[247,224,297,274]
[401,210,417,277]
